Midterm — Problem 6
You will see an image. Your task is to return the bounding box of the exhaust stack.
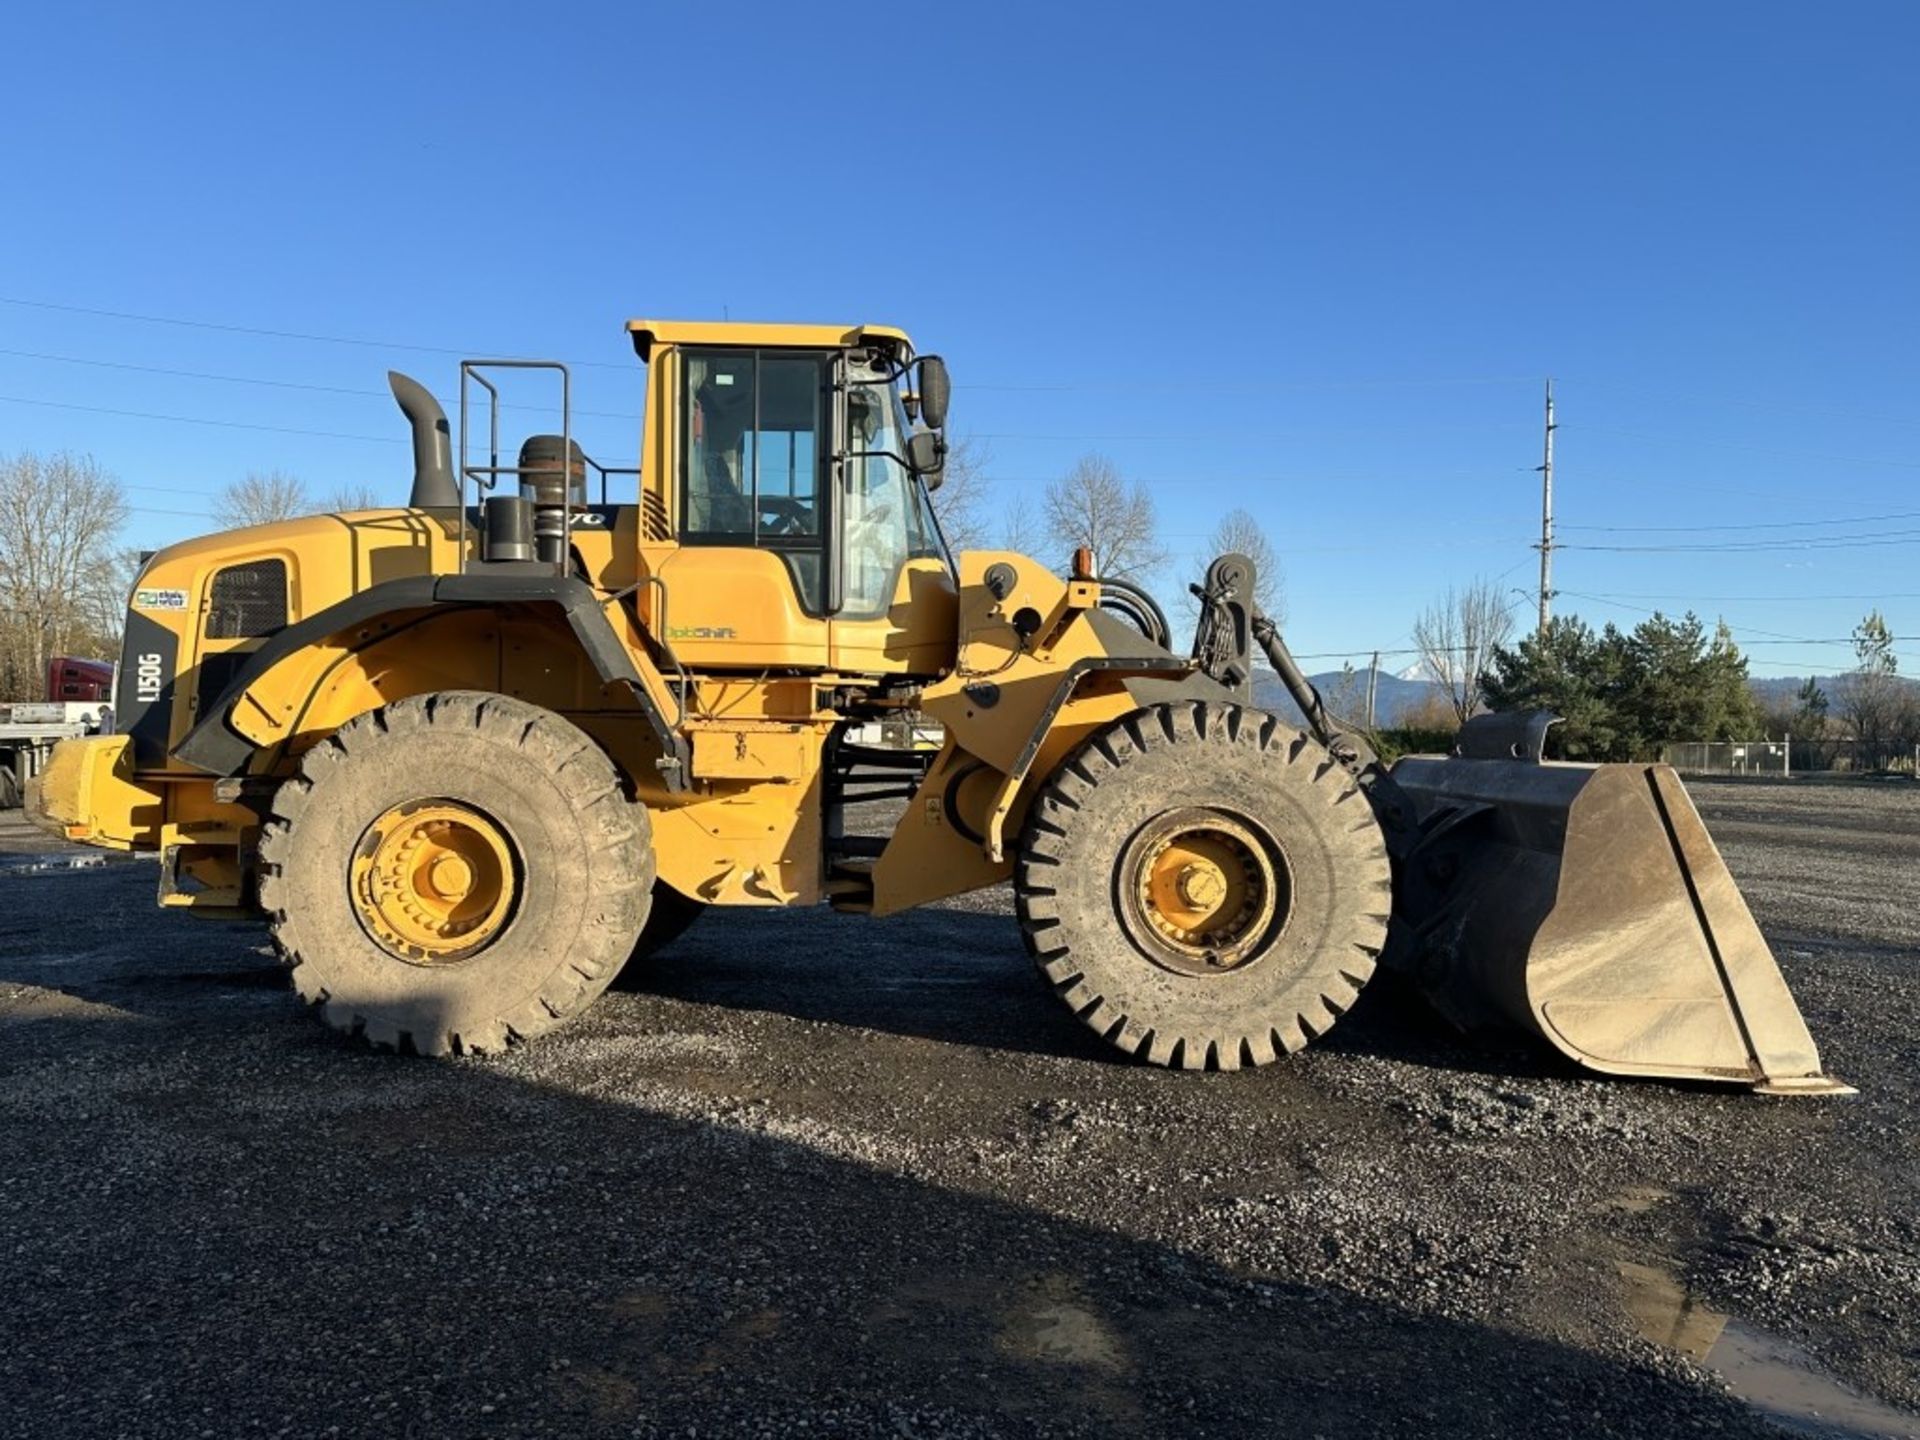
[387,371,460,508]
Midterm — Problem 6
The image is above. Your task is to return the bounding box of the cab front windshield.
[842,363,948,614]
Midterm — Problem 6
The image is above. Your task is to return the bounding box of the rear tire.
[1016,702,1391,1071]
[0,762,20,811]
[258,691,653,1055]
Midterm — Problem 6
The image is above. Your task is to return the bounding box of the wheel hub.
[1119,808,1290,977]
[350,800,518,964]
[1176,861,1227,910]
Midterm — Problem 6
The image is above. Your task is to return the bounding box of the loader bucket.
[1388,718,1850,1095]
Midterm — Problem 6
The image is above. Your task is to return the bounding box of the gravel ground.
[0,776,1916,1438]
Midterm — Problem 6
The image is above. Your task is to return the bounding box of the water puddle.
[997,1275,1127,1374]
[1011,1301,1126,1370]
[1617,1256,1919,1438]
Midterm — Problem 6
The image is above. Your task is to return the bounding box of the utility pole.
[1365,651,1379,729]
[1536,378,1557,636]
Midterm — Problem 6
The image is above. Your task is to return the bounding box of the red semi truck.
[0,657,114,808]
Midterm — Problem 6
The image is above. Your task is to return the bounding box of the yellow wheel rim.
[1122,809,1286,975]
[350,800,518,964]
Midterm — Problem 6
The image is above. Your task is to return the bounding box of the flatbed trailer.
[1,658,114,808]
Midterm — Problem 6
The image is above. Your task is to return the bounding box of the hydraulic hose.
[1098,575,1172,650]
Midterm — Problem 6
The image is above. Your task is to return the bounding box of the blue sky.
[1,1,1914,679]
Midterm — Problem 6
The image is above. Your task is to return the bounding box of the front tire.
[610,883,708,989]
[1015,702,1391,1071]
[258,691,653,1055]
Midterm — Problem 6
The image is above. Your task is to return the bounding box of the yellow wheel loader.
[33,319,1847,1092]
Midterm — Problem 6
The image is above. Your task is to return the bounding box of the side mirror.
[907,428,947,486]
[916,355,951,430]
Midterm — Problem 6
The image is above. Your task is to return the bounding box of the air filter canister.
[518,434,586,509]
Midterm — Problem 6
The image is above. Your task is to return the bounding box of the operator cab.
[632,320,958,676]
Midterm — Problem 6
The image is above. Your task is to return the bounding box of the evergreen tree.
[1619,613,1762,751]
[1838,610,1904,769]
[1480,611,1763,761]
[1480,616,1633,760]
[1791,678,1829,741]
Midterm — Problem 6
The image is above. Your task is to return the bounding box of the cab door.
[650,349,835,670]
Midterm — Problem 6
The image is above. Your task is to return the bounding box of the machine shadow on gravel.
[0,872,1790,1439]
[628,901,1575,1085]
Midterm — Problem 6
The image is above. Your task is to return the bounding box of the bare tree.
[78,545,145,647]
[1400,685,1465,733]
[1322,661,1366,726]
[1413,578,1515,724]
[1042,454,1166,580]
[214,470,310,528]
[325,482,385,513]
[1206,507,1284,623]
[1000,492,1042,558]
[0,452,130,698]
[928,437,994,553]
[1894,686,1920,770]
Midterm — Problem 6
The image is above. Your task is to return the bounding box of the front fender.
[868,554,1232,914]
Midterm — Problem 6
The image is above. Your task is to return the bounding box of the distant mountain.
[1240,671,1888,731]
[1748,675,1841,705]
[1750,675,1915,707]
[1251,668,1445,728]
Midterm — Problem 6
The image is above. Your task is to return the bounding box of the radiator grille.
[206,559,288,639]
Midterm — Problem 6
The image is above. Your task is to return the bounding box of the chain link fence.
[1663,741,1790,775]
[1664,739,1920,775]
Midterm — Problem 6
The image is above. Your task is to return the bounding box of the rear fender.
[172,573,690,791]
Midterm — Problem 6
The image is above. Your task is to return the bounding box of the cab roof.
[626,318,912,362]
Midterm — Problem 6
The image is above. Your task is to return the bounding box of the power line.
[961,376,1539,394]
[1550,466,1918,508]
[0,347,643,421]
[1560,375,1920,430]
[0,383,1545,528]
[7,298,1918,458]
[1560,507,1920,534]
[1561,589,1920,604]
[0,393,404,443]
[1558,588,1920,666]
[1567,422,1920,472]
[0,346,1532,443]
[0,295,632,370]
[0,297,1546,392]
[1561,528,1920,554]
